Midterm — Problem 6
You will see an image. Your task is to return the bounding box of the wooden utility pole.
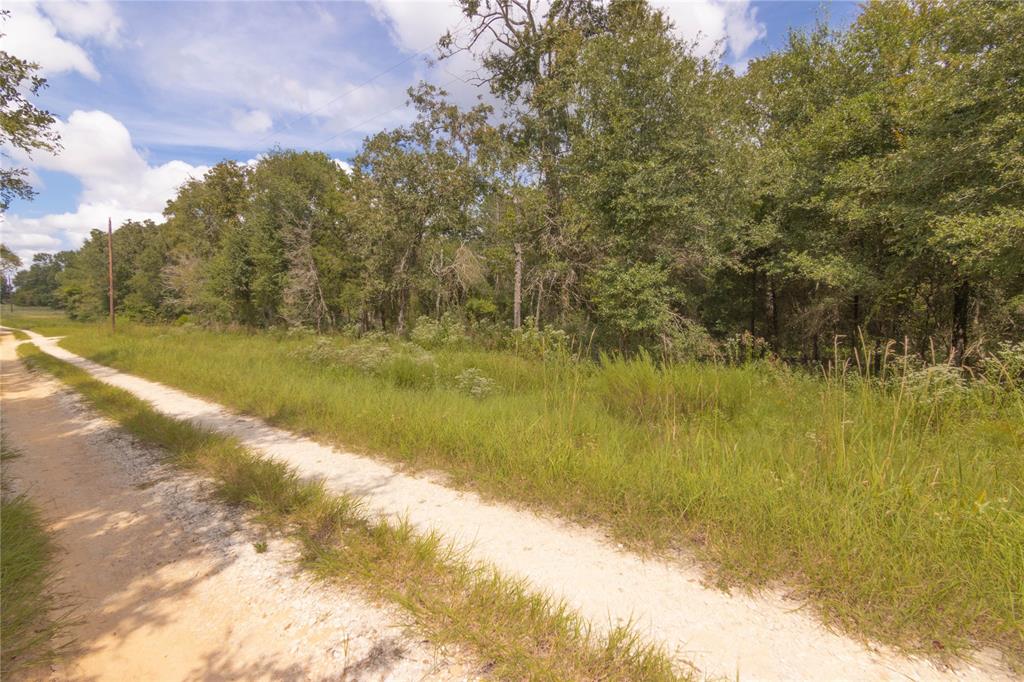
[107,217,115,332]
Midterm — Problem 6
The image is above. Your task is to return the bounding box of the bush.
[465,297,498,320]
[410,313,467,349]
[454,367,496,399]
[660,319,719,362]
[506,319,569,360]
[982,340,1024,389]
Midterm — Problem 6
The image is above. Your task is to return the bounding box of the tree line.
[10,0,1023,363]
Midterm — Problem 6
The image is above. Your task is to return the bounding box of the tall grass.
[9,313,1024,662]
[18,342,681,680]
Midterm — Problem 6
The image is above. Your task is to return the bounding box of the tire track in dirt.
[1,332,474,681]
[16,329,1016,681]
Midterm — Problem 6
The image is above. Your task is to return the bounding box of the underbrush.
[18,342,681,681]
[11,314,1024,664]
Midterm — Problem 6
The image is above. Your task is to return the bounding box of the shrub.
[465,297,498,320]
[507,319,569,360]
[410,313,467,349]
[454,368,496,399]
[982,340,1024,389]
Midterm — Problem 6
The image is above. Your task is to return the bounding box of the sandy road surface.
[0,332,476,681]
[14,329,1020,681]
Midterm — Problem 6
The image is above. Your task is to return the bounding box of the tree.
[12,251,70,307]
[1,243,21,308]
[0,10,60,211]
[354,86,494,334]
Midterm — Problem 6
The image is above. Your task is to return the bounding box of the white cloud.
[233,109,273,135]
[656,0,765,59]
[126,3,425,150]
[369,0,764,61]
[333,158,354,174]
[366,0,766,112]
[368,0,465,55]
[2,110,208,264]
[0,0,100,79]
[40,0,122,45]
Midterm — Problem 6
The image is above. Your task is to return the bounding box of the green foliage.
[409,313,467,349]
[18,0,1023,360]
[1,243,21,304]
[454,367,496,398]
[18,315,1024,661]
[12,252,69,307]
[20,341,682,681]
[0,10,60,210]
[587,261,678,344]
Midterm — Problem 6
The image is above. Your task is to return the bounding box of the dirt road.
[0,332,474,681]
[9,329,1019,681]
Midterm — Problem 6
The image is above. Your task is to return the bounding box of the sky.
[0,0,860,265]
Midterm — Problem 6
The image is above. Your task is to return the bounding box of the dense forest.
[10,0,1024,364]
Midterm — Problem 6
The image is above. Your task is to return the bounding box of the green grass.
[17,341,681,681]
[0,440,71,678]
[9,311,1024,664]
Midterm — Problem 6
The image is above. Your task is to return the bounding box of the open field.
[6,309,1023,664]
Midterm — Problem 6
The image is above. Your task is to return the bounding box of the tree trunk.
[952,280,971,365]
[749,267,758,336]
[534,279,543,327]
[396,287,409,336]
[513,242,523,329]
[850,293,861,351]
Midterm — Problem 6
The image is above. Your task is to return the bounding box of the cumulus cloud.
[0,0,99,79]
[233,109,273,135]
[371,0,765,62]
[127,3,422,150]
[657,0,765,58]
[39,0,123,45]
[2,111,208,263]
[368,0,466,55]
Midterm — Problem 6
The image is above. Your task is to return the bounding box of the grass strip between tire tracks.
[0,439,74,678]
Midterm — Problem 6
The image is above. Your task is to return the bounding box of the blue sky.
[1,0,859,262]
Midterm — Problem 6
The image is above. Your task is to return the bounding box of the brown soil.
[0,331,475,681]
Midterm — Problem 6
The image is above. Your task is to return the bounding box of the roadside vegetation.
[9,311,1024,663]
[0,438,70,678]
[17,341,682,681]
[3,0,1022,671]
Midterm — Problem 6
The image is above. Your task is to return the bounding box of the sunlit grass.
[18,341,682,680]
[9,310,1024,663]
[0,439,72,676]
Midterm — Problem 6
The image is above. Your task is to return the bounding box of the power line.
[256,47,434,146]
[319,73,466,148]
[319,66,475,149]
